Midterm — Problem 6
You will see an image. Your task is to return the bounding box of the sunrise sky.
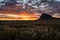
[0,0,60,20]
[0,10,40,20]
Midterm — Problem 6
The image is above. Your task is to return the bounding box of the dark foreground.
[0,20,60,40]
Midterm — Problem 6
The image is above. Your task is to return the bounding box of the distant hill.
[38,13,60,20]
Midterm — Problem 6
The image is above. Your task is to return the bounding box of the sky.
[0,0,60,20]
[0,0,60,2]
[0,0,3,2]
[55,0,60,1]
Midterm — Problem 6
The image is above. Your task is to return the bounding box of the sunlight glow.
[0,11,39,20]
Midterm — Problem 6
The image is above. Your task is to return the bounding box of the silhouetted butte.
[39,13,54,20]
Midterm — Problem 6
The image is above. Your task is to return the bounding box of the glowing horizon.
[0,11,40,20]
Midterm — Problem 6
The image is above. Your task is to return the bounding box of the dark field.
[0,20,60,40]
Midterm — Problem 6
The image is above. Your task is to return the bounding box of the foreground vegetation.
[0,20,60,40]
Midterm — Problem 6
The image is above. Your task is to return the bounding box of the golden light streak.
[0,11,40,20]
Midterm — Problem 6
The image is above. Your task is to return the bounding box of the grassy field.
[0,20,60,40]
